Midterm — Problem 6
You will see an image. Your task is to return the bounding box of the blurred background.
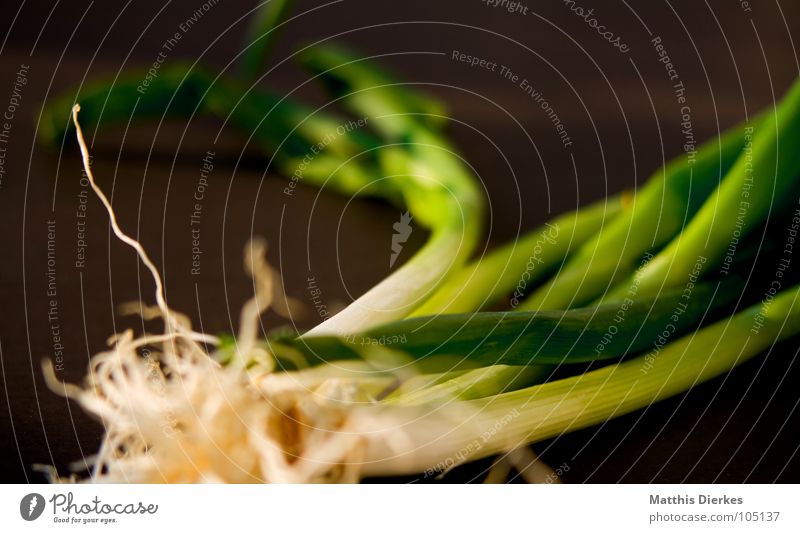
[1,0,799,482]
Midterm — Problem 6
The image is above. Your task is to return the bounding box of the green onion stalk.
[519,111,766,311]
[357,285,800,477]
[413,194,623,315]
[272,280,741,368]
[293,44,486,334]
[603,79,800,301]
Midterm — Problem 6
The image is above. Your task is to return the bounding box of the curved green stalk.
[202,77,395,201]
[298,42,448,136]
[605,79,800,300]
[38,63,215,148]
[39,63,406,208]
[295,45,485,335]
[520,111,767,311]
[41,34,487,339]
[413,194,623,316]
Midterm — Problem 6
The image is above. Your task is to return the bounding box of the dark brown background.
[1,0,799,483]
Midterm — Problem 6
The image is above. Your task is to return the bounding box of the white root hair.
[43,107,378,483]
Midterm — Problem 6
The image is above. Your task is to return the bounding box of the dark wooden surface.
[1,0,799,483]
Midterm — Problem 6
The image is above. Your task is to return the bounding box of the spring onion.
[40,1,800,484]
[521,111,767,311]
[604,79,800,300]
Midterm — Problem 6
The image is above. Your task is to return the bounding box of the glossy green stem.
[413,195,623,316]
[521,111,767,311]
